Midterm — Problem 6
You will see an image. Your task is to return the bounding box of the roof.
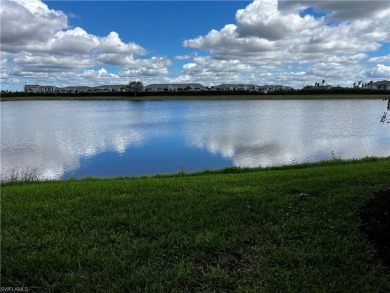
[95,84,125,89]
[62,86,92,90]
[373,80,390,85]
[145,83,205,89]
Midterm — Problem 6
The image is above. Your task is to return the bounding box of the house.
[372,80,390,91]
[144,83,205,92]
[42,86,59,93]
[61,86,92,93]
[259,85,293,93]
[215,84,260,91]
[93,85,125,92]
[24,85,60,93]
[24,85,42,93]
[24,84,128,94]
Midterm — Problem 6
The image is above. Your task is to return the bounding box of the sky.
[1,0,389,91]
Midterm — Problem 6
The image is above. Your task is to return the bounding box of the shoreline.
[0,94,388,101]
[2,157,388,185]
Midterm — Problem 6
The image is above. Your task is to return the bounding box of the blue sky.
[46,1,247,72]
[47,1,246,55]
[1,0,389,91]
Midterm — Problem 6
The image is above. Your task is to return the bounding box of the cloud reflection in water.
[1,100,389,180]
[184,100,390,167]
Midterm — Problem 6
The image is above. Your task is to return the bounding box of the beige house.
[24,84,126,93]
[144,83,205,92]
[215,84,261,91]
[260,85,293,93]
[24,85,58,93]
[372,80,390,90]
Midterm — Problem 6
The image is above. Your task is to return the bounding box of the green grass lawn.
[2,158,390,292]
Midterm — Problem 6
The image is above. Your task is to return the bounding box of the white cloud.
[182,0,390,87]
[1,0,167,88]
[1,0,68,52]
[368,55,390,63]
[1,0,389,90]
[183,57,252,74]
[174,56,254,84]
[119,57,172,77]
[13,53,96,72]
[174,55,192,61]
[184,24,275,56]
[28,27,99,55]
[8,25,150,71]
[281,0,390,23]
[185,0,387,59]
[364,64,390,79]
[99,32,147,55]
[81,68,117,79]
[235,0,319,40]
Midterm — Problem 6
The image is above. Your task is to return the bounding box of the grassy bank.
[1,94,388,101]
[2,158,390,292]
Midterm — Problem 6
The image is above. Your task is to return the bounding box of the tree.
[126,81,144,97]
[380,99,390,123]
[322,80,325,87]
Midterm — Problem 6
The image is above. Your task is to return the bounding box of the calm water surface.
[1,100,389,179]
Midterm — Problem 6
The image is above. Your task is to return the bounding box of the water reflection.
[1,100,389,180]
[184,100,390,167]
[1,101,155,178]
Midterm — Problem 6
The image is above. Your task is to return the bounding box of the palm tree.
[322,80,325,87]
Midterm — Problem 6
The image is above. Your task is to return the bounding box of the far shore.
[1,94,388,101]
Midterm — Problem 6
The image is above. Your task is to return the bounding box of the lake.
[1,99,389,180]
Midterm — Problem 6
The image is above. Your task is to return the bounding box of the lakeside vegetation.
[2,83,389,101]
[1,93,388,101]
[2,158,390,292]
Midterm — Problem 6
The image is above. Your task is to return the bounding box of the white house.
[144,83,205,92]
[61,86,92,93]
[24,85,60,93]
[24,85,43,93]
[42,86,58,93]
[259,85,293,93]
[372,80,390,91]
[94,85,125,92]
[24,84,128,93]
[215,84,261,91]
